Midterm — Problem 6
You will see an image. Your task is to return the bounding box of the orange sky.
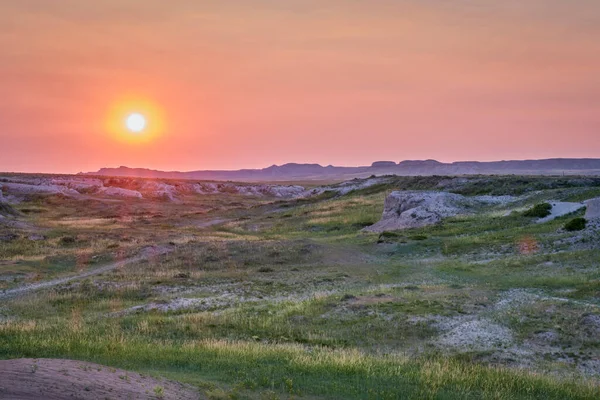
[1,1,599,173]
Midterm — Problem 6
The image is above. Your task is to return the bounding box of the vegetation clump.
[524,203,552,218]
[564,217,587,232]
[409,234,428,241]
[377,231,406,243]
[59,236,77,246]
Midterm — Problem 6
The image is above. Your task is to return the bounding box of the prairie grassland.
[1,175,600,399]
[1,320,599,400]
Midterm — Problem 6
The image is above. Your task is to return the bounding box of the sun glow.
[105,97,166,144]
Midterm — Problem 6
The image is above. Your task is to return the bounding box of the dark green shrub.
[564,217,586,232]
[59,236,77,246]
[409,235,428,241]
[379,231,401,239]
[524,203,552,218]
[377,231,403,244]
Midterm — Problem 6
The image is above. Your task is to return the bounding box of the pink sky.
[1,1,599,173]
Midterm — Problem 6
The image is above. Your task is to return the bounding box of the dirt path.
[0,246,172,300]
[0,358,202,400]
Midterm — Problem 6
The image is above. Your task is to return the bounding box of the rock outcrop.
[304,177,388,197]
[138,181,178,201]
[98,187,143,199]
[585,197,600,220]
[0,182,79,197]
[0,175,308,202]
[364,191,474,232]
[49,178,104,193]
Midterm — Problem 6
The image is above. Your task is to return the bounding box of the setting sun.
[105,97,166,144]
[125,113,147,133]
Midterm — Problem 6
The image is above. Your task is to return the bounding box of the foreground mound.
[364,191,473,232]
[0,358,201,400]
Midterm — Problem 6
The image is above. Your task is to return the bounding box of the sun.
[105,97,165,143]
[125,113,147,133]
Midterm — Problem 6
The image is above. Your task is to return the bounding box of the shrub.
[409,235,428,241]
[377,231,403,244]
[59,236,77,246]
[153,386,165,398]
[524,203,552,218]
[564,217,586,231]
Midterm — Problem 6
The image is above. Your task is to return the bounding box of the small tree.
[524,203,552,218]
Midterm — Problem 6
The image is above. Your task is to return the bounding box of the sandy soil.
[0,358,202,399]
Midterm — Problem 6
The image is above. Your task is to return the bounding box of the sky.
[1,0,599,173]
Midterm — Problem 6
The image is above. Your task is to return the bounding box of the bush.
[377,231,402,244]
[524,203,552,218]
[409,235,428,241]
[379,231,401,239]
[59,236,77,246]
[564,217,587,232]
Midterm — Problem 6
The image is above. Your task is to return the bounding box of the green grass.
[563,187,600,202]
[2,175,600,398]
[1,319,598,399]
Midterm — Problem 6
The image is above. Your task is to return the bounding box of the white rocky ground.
[0,176,306,202]
[364,191,517,232]
[303,177,389,196]
[585,197,600,220]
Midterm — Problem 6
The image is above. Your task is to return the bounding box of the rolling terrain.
[1,173,600,399]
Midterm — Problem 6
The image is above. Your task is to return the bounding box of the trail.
[0,245,172,300]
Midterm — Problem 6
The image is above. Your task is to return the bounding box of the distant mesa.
[397,159,443,167]
[82,158,600,182]
[371,161,397,168]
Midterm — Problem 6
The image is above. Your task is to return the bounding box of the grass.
[1,174,600,398]
[1,320,598,399]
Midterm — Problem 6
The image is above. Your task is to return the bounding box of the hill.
[83,158,600,181]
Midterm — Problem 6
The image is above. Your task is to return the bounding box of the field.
[1,175,600,399]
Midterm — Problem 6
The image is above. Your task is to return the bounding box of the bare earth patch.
[0,358,202,399]
[436,318,514,351]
